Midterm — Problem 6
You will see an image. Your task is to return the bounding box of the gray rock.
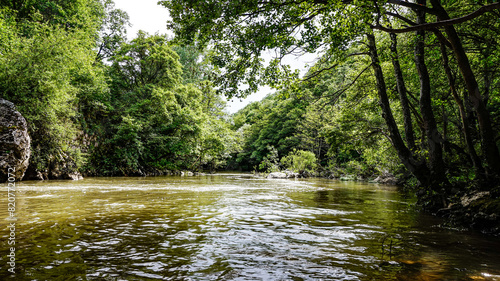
[373,173,398,185]
[66,172,84,181]
[284,170,299,178]
[267,172,287,179]
[0,99,31,182]
[461,191,490,207]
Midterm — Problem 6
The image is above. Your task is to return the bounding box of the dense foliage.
[0,0,104,176]
[0,0,236,178]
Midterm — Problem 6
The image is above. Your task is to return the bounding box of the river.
[1,174,500,280]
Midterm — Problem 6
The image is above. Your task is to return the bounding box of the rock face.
[0,99,31,182]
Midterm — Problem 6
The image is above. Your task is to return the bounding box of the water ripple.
[1,175,500,280]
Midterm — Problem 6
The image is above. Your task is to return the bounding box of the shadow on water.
[1,175,499,280]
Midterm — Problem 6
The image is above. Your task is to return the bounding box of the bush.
[281,149,317,173]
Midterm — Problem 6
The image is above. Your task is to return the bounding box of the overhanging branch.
[373,2,500,33]
[387,0,439,15]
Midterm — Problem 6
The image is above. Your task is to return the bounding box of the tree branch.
[386,0,439,15]
[320,63,372,106]
[303,63,340,81]
[386,12,416,26]
[385,12,452,48]
[373,2,500,33]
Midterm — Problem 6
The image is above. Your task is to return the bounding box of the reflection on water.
[1,174,500,280]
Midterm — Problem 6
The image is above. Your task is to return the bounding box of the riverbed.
[1,174,500,280]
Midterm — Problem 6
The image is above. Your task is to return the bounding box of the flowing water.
[1,174,499,280]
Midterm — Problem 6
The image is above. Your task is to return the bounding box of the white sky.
[113,0,315,114]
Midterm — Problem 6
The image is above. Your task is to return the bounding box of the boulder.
[267,172,287,179]
[340,175,356,181]
[373,173,398,185]
[0,99,31,182]
[284,170,300,178]
[65,172,84,181]
[460,191,490,207]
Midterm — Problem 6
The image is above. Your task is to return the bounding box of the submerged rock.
[0,99,31,182]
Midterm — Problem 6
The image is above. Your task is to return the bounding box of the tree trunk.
[390,33,416,151]
[429,0,500,176]
[367,31,430,186]
[414,1,449,187]
[439,42,484,176]
[442,104,448,153]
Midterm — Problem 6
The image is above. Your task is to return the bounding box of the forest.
[0,0,499,232]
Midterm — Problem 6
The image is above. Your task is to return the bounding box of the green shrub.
[281,149,317,173]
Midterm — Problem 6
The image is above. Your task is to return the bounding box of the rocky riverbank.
[0,99,30,182]
[436,189,500,235]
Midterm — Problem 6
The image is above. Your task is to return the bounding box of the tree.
[87,32,203,175]
[160,0,367,98]
[0,0,106,177]
[162,0,500,193]
[372,0,500,177]
[95,0,130,62]
[231,93,307,171]
[86,32,237,175]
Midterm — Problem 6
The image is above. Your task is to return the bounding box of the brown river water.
[1,173,500,280]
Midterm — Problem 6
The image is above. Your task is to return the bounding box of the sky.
[113,0,316,114]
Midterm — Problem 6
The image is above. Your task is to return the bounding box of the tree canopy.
[0,0,238,178]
